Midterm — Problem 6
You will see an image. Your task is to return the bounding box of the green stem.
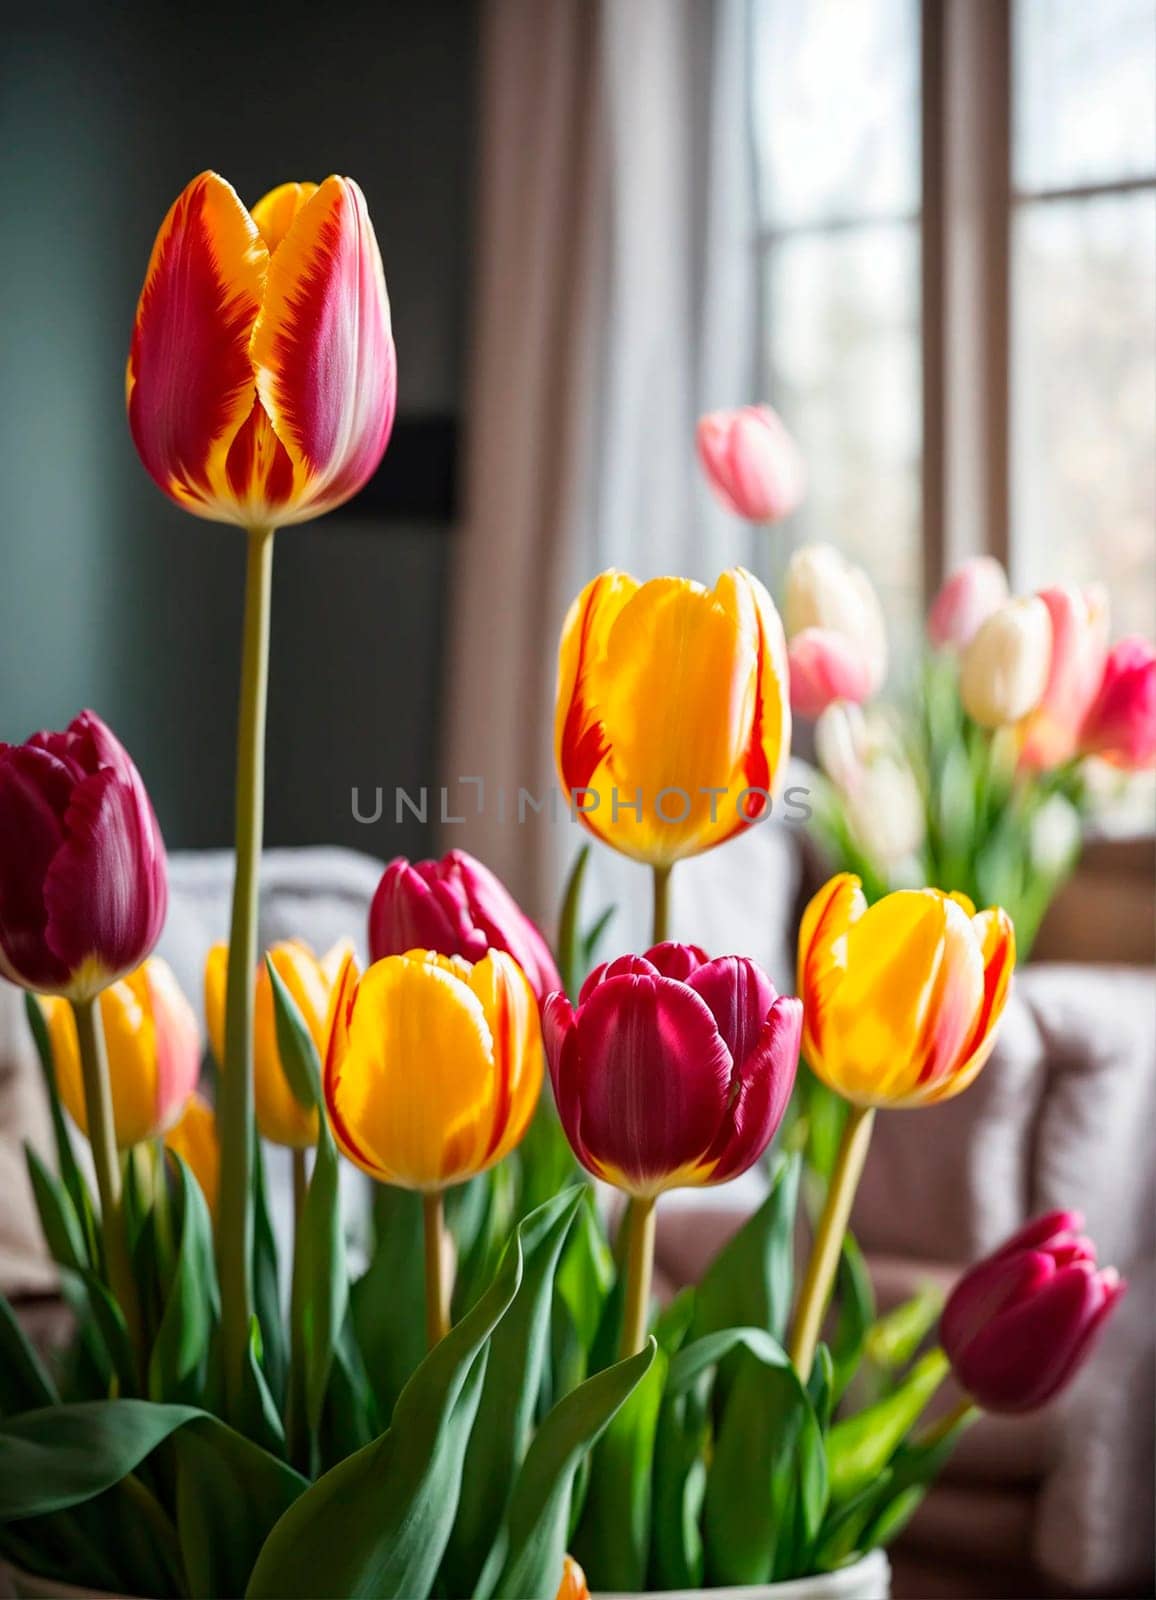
[915,1391,980,1449]
[217,525,275,1417]
[292,1147,308,1243]
[152,1140,172,1266]
[619,1194,657,1358]
[74,997,140,1360]
[651,863,672,946]
[423,1190,451,1348]
[789,1103,876,1380]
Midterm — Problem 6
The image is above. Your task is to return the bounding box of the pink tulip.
[941,1210,1125,1413]
[788,628,873,720]
[0,711,167,1000]
[696,405,805,524]
[927,557,1009,651]
[1079,637,1156,770]
[543,943,801,1197]
[369,848,562,1004]
[1019,585,1110,771]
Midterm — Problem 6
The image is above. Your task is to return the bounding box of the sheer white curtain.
[443,0,800,980]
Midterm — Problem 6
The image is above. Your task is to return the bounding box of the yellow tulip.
[164,1093,220,1218]
[205,938,351,1148]
[797,873,1015,1108]
[323,948,542,1191]
[44,957,200,1148]
[554,568,791,865]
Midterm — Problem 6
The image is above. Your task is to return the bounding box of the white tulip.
[960,597,1053,728]
[785,545,888,693]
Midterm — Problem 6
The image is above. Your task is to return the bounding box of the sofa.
[1,841,1153,1598]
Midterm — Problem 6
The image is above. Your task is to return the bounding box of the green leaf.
[829,1232,876,1403]
[23,994,97,1267]
[24,1144,87,1273]
[650,1365,710,1590]
[0,1292,58,1416]
[555,1191,614,1354]
[556,844,590,1001]
[478,1340,657,1600]
[239,1317,287,1459]
[265,956,323,1110]
[807,1342,835,1432]
[826,1346,950,1503]
[691,1152,801,1345]
[450,1162,517,1319]
[290,1133,347,1443]
[443,1187,585,1596]
[351,1186,426,1422]
[246,1235,524,1600]
[148,1152,217,1404]
[572,1343,667,1591]
[252,1137,288,1408]
[172,1415,308,1599]
[865,1283,945,1372]
[516,1094,583,1220]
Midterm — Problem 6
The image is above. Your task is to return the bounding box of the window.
[751,0,1156,656]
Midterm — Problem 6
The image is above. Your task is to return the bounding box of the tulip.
[788,873,1015,1380]
[127,172,395,529]
[959,597,1051,728]
[797,873,1015,1110]
[545,944,800,1196]
[927,557,1009,651]
[555,1555,590,1600]
[554,569,791,872]
[941,1211,1126,1413]
[205,939,351,1148]
[815,704,925,867]
[325,948,543,1344]
[43,957,200,1149]
[369,850,561,1004]
[1080,636,1156,770]
[165,1093,221,1218]
[784,545,887,697]
[545,944,801,1354]
[788,627,873,719]
[696,405,805,523]
[1018,585,1110,770]
[0,710,167,1001]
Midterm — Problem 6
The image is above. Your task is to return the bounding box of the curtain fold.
[443,0,784,960]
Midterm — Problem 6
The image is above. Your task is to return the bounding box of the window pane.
[1012,193,1156,640]
[763,225,922,652]
[752,0,920,228]
[1015,0,1156,192]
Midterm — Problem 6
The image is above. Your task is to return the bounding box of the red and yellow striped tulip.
[323,949,542,1191]
[205,938,350,1148]
[164,1092,220,1218]
[44,957,200,1148]
[127,171,395,528]
[555,569,790,865]
[798,873,1016,1108]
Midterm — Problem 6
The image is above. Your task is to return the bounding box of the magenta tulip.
[543,942,802,1198]
[927,557,1009,651]
[696,405,805,524]
[788,627,874,720]
[1019,584,1110,771]
[0,711,167,1000]
[941,1210,1126,1413]
[369,848,562,1004]
[1079,636,1156,770]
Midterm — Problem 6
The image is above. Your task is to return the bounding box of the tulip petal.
[941,1249,1057,1360]
[643,942,710,982]
[937,907,1017,1104]
[204,942,227,1066]
[250,181,320,254]
[446,851,564,1001]
[555,570,640,796]
[143,958,201,1136]
[787,627,873,720]
[797,873,865,1074]
[0,746,73,990]
[990,1209,1085,1262]
[578,953,661,1004]
[254,944,325,1147]
[686,955,781,1070]
[469,951,544,1167]
[41,766,168,1001]
[250,176,396,522]
[543,992,591,1169]
[126,172,269,522]
[571,974,732,1194]
[700,995,802,1184]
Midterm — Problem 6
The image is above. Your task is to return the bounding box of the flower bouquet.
[0,188,1127,1600]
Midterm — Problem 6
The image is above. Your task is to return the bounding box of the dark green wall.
[0,0,474,856]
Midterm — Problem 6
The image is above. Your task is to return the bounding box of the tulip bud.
[0,711,167,1000]
[369,850,561,1004]
[165,1092,220,1217]
[959,597,1052,728]
[555,1556,590,1600]
[205,939,350,1148]
[1079,636,1156,770]
[43,958,200,1148]
[941,1210,1126,1413]
[798,874,1015,1108]
[814,701,870,794]
[785,545,887,697]
[1018,585,1110,771]
[324,949,542,1191]
[696,405,805,523]
[788,628,873,720]
[544,944,801,1197]
[927,557,1009,651]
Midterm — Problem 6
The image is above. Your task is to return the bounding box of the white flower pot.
[2,1548,890,1600]
[598,1551,890,1600]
